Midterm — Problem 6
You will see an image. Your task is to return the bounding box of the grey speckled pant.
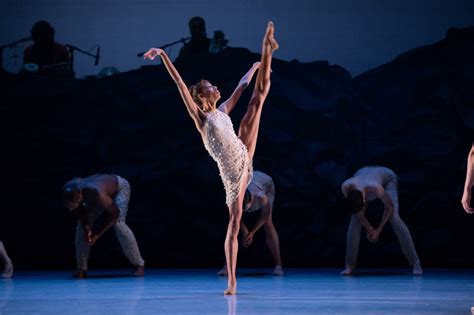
[344,177,420,268]
[76,176,145,270]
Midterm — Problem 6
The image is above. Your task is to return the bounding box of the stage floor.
[1,269,473,314]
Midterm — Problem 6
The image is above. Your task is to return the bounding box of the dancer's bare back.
[341,166,394,202]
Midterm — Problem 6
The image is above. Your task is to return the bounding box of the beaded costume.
[202,110,253,206]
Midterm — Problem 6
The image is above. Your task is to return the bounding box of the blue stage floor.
[1,269,473,314]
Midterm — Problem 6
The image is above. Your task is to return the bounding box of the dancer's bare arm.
[82,190,119,245]
[462,144,474,213]
[354,212,375,233]
[75,208,92,241]
[240,222,250,237]
[378,190,394,230]
[219,62,260,114]
[243,194,271,247]
[367,187,394,241]
[143,48,206,132]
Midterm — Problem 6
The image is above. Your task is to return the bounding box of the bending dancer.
[0,241,13,278]
[462,143,474,213]
[62,174,145,278]
[143,21,278,294]
[341,166,422,276]
[217,170,283,276]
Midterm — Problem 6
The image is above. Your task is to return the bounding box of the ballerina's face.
[200,81,221,105]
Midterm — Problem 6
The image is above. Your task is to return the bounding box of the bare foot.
[133,265,145,277]
[340,267,355,276]
[412,262,423,276]
[224,283,237,295]
[273,265,284,276]
[1,261,13,278]
[73,269,87,279]
[217,266,228,276]
[264,21,279,52]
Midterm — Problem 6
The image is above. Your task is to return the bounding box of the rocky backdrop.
[1,27,473,270]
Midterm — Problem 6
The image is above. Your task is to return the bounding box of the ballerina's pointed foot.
[265,21,279,52]
[224,283,237,295]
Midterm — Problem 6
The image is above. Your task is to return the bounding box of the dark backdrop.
[1,27,474,270]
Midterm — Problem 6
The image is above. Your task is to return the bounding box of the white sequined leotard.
[202,110,253,206]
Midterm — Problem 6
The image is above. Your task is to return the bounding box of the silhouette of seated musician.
[23,21,72,78]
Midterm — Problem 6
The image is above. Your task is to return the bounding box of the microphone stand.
[65,44,99,76]
[0,37,32,73]
[137,37,191,57]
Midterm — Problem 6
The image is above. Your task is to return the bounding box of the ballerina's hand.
[253,61,272,73]
[143,48,163,60]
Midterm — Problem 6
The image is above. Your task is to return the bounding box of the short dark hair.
[345,189,364,213]
[62,187,79,203]
[62,179,80,203]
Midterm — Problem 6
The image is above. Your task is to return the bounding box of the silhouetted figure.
[63,174,145,278]
[462,143,474,213]
[177,17,212,61]
[209,30,228,54]
[217,171,283,277]
[0,241,13,278]
[341,166,422,276]
[23,21,72,78]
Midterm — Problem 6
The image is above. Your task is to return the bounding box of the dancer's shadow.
[347,270,417,277]
[238,272,270,277]
[71,274,134,279]
[86,274,133,279]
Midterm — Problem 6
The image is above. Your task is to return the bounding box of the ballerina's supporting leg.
[224,173,248,295]
[223,22,279,295]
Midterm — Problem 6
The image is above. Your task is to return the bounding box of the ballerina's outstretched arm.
[218,62,260,115]
[143,48,206,133]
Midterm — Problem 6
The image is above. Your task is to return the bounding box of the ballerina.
[143,21,278,294]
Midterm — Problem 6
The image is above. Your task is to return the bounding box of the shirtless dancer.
[341,166,422,275]
[63,174,145,278]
